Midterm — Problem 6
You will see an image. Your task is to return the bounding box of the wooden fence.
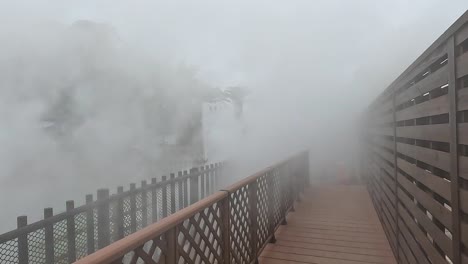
[0,163,223,264]
[363,10,468,264]
[73,151,309,264]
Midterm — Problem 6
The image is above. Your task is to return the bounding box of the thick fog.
[0,1,467,232]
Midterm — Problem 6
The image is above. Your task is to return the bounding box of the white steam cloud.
[0,0,467,232]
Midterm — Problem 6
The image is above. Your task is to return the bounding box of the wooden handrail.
[73,151,309,264]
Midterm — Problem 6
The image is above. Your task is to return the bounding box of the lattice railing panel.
[177,202,223,264]
[255,174,270,248]
[28,228,46,263]
[75,212,88,260]
[119,235,166,264]
[229,185,251,264]
[0,238,18,264]
[53,219,69,264]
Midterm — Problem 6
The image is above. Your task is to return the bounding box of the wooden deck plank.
[260,185,396,264]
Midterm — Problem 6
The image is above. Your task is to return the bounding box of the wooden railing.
[363,10,468,264]
[0,163,222,264]
[74,151,309,264]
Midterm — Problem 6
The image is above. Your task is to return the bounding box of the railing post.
[289,163,296,212]
[97,189,110,249]
[221,196,231,264]
[129,184,137,232]
[248,180,259,263]
[85,194,95,254]
[190,168,199,205]
[17,216,28,264]
[200,166,206,198]
[151,178,158,222]
[448,35,461,264]
[116,186,124,240]
[183,171,189,207]
[280,164,288,225]
[162,176,168,217]
[210,164,215,193]
[170,173,176,214]
[178,171,183,210]
[44,207,54,264]
[141,180,148,227]
[66,200,76,263]
[267,171,277,243]
[166,227,177,263]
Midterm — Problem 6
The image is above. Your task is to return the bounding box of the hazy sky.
[0,1,467,230]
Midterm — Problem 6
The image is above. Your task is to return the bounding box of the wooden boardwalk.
[259,185,396,264]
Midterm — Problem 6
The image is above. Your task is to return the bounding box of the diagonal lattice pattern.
[118,235,166,264]
[255,174,270,249]
[53,219,69,264]
[28,228,46,263]
[176,202,223,264]
[229,185,251,264]
[0,238,18,264]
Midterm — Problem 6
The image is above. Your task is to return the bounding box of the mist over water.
[0,0,467,232]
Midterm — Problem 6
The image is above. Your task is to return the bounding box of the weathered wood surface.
[260,185,396,264]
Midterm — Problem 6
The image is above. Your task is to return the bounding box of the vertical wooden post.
[392,89,400,262]
[205,165,210,195]
[289,163,296,212]
[280,164,288,225]
[210,164,215,193]
[448,35,461,264]
[200,166,205,198]
[248,180,259,262]
[116,186,124,240]
[178,171,183,210]
[66,200,76,262]
[17,216,28,264]
[166,228,177,263]
[183,171,189,207]
[85,194,95,254]
[170,173,176,214]
[151,178,158,222]
[162,176,168,217]
[141,180,148,227]
[190,168,199,205]
[97,189,110,249]
[221,196,231,264]
[266,171,276,243]
[129,184,137,232]
[44,207,54,264]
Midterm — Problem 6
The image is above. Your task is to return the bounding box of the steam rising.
[0,0,467,231]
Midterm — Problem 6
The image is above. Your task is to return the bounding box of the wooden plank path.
[260,185,396,264]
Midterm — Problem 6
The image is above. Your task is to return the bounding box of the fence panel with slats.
[363,10,468,264]
[0,162,223,264]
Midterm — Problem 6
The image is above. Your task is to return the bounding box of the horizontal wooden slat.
[398,204,447,264]
[396,65,448,105]
[460,156,468,180]
[456,22,468,45]
[397,157,451,201]
[373,145,395,165]
[369,126,393,136]
[373,113,394,125]
[397,124,450,142]
[398,217,431,264]
[459,188,468,214]
[396,142,450,172]
[397,175,452,230]
[396,94,449,121]
[459,87,468,111]
[460,123,468,145]
[371,137,394,151]
[457,51,468,78]
[391,43,447,95]
[398,188,452,258]
[461,221,468,248]
[399,235,418,264]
